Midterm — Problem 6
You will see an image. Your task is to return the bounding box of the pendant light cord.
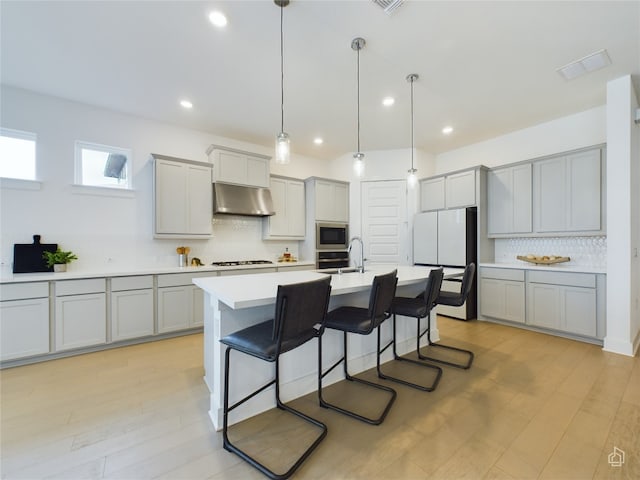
[410,76,414,169]
[280,3,284,133]
[356,45,361,153]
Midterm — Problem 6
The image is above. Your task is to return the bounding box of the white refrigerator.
[413,207,477,320]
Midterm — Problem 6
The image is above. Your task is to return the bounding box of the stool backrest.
[273,276,332,354]
[459,262,476,302]
[424,268,444,308]
[368,269,398,328]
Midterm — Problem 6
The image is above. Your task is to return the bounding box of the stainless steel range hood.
[212,183,275,217]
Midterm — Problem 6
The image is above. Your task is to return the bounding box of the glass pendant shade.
[407,168,418,188]
[353,152,365,177]
[275,131,290,165]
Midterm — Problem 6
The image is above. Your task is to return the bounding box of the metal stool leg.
[417,314,474,369]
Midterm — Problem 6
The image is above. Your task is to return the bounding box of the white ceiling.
[1,1,639,160]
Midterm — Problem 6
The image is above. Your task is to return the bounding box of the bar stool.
[220,276,332,480]
[382,268,444,391]
[318,269,398,425]
[425,263,476,369]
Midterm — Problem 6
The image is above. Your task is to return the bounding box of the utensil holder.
[178,254,188,267]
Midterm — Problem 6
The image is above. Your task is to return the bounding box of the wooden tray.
[517,255,570,265]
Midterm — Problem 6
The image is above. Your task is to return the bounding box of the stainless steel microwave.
[316,222,349,250]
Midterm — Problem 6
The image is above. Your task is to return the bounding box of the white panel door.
[361,181,408,265]
[437,208,466,266]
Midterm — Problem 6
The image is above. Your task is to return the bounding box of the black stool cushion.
[390,296,428,318]
[221,320,318,362]
[435,290,463,307]
[325,306,377,335]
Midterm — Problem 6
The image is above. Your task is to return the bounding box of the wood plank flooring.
[1,317,638,479]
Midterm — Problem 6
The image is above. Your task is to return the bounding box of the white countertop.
[0,260,315,284]
[193,265,464,309]
[480,262,606,274]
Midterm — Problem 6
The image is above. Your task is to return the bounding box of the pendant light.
[352,37,366,177]
[406,73,419,187]
[274,0,290,164]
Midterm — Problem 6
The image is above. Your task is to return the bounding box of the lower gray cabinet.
[157,272,210,333]
[527,271,597,338]
[55,279,106,351]
[479,268,525,324]
[110,276,154,341]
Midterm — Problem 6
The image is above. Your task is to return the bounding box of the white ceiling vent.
[372,0,404,15]
[557,49,612,81]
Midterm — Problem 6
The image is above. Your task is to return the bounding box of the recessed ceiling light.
[313,137,324,145]
[557,49,611,81]
[382,97,395,107]
[208,11,227,28]
[442,126,453,135]
[180,100,193,109]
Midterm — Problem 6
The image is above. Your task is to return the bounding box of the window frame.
[0,127,38,182]
[74,140,133,190]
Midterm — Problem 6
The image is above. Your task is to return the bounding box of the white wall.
[605,75,640,356]
[434,106,606,172]
[0,86,331,271]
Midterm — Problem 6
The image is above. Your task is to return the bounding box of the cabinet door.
[420,177,445,211]
[480,278,525,323]
[216,150,247,185]
[446,170,476,208]
[314,181,334,221]
[512,164,532,233]
[333,182,349,223]
[0,298,50,361]
[566,149,601,231]
[527,283,560,330]
[155,160,187,234]
[534,157,566,233]
[246,155,270,188]
[187,164,213,235]
[157,286,190,333]
[487,168,511,235]
[267,177,288,236]
[55,293,106,351]
[190,285,204,328]
[287,180,306,236]
[562,286,597,337]
[111,289,154,341]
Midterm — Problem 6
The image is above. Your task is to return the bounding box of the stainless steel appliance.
[316,250,349,270]
[316,222,348,250]
[413,207,477,320]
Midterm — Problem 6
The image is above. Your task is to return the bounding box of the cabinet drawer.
[56,278,105,296]
[0,282,49,301]
[157,271,215,288]
[480,267,524,282]
[527,271,595,288]
[111,275,153,291]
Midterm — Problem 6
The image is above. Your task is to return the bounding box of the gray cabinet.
[153,155,213,239]
[533,148,602,233]
[488,163,532,236]
[0,282,50,361]
[157,272,211,333]
[209,145,270,188]
[420,169,477,212]
[479,268,525,323]
[263,176,306,240]
[307,178,349,223]
[55,279,106,351]
[110,276,154,341]
[526,271,598,338]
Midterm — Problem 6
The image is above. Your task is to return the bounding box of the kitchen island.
[193,265,463,430]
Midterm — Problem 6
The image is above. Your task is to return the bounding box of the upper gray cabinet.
[263,175,306,240]
[533,148,603,234]
[153,155,213,239]
[420,168,477,212]
[208,145,270,188]
[307,178,349,223]
[487,163,532,236]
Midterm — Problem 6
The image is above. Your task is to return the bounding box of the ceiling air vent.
[372,0,404,15]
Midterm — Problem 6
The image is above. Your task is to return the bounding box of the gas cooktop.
[210,260,274,267]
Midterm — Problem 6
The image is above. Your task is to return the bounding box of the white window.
[75,141,132,189]
[0,128,37,180]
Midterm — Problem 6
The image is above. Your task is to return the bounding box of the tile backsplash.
[494,236,607,268]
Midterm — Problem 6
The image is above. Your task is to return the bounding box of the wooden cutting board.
[13,235,57,273]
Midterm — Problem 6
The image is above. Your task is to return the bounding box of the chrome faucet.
[348,236,365,273]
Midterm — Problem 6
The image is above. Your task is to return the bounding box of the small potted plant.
[43,248,78,272]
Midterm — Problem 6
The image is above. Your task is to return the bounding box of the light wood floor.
[1,317,638,479]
